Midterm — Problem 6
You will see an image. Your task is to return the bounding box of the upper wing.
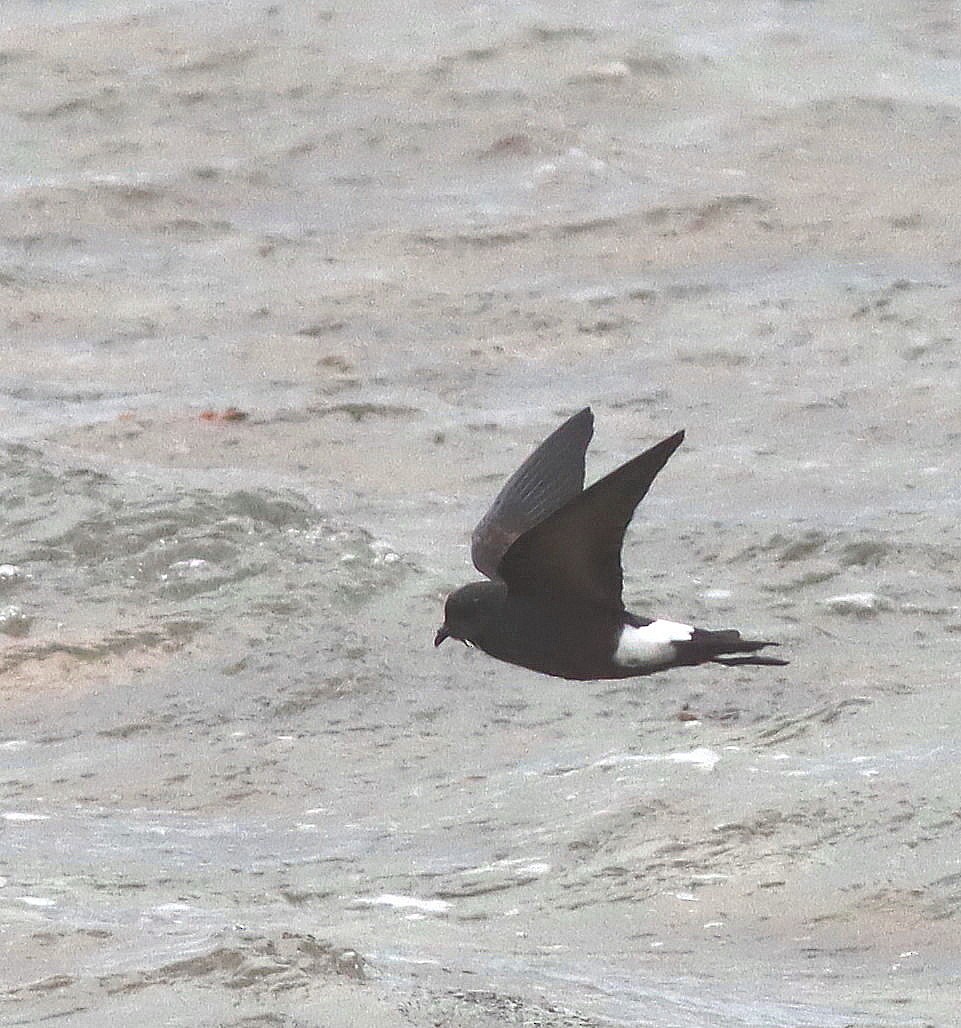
[471,407,594,580]
[496,429,685,610]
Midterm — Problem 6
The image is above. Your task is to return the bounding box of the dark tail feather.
[711,653,790,668]
[680,629,788,669]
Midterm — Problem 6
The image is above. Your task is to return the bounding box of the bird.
[434,407,788,680]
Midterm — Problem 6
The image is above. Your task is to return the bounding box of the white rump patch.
[614,618,694,669]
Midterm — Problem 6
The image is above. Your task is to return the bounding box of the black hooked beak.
[434,624,450,647]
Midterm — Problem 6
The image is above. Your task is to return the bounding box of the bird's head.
[434,580,505,648]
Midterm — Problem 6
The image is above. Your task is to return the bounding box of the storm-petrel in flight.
[434,407,787,680]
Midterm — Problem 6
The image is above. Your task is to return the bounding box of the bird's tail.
[680,629,789,668]
[711,653,789,667]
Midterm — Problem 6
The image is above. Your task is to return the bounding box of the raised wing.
[497,429,685,610]
[471,407,594,580]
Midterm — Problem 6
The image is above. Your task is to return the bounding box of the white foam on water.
[594,747,721,772]
[357,894,451,914]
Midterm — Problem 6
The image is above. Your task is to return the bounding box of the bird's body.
[435,408,787,681]
[441,580,624,680]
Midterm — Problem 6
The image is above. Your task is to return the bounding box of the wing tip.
[569,409,681,448]
[571,406,594,432]
[649,427,685,461]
